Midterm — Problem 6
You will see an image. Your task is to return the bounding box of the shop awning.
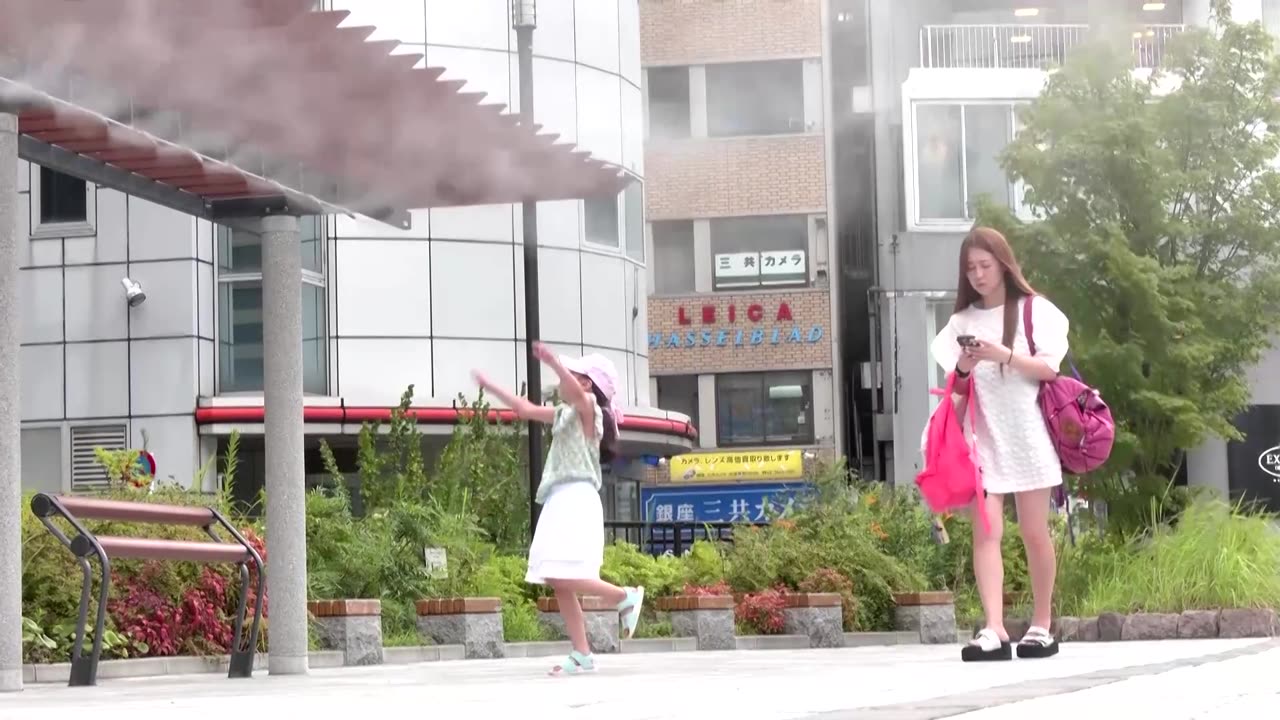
[0,0,631,227]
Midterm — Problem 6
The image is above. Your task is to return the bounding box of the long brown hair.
[589,384,619,465]
[954,226,1037,351]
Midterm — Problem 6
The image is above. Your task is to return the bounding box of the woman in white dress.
[930,227,1070,662]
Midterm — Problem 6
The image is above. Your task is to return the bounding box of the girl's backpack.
[916,370,991,533]
[1023,297,1115,475]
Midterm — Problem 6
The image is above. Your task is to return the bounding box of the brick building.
[639,0,841,506]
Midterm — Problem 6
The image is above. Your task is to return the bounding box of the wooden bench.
[29,493,265,687]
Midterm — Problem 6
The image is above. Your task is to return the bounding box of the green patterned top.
[534,398,604,504]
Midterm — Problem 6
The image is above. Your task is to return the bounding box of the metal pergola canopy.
[0,0,632,227]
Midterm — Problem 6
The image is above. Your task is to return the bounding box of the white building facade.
[13,0,691,504]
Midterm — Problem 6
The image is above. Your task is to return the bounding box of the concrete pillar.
[689,66,708,138]
[696,375,717,448]
[0,112,21,693]
[693,220,712,292]
[802,59,823,132]
[260,213,308,676]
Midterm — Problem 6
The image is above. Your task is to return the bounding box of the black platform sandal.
[1016,626,1059,659]
[961,628,1012,662]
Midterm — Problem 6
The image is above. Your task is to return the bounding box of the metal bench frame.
[29,493,266,687]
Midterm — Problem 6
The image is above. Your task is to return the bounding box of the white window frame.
[29,166,97,240]
[904,99,1032,233]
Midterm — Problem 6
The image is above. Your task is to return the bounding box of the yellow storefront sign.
[669,450,804,483]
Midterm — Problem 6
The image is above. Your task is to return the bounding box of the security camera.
[120,277,146,307]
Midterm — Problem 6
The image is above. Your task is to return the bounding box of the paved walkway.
[2,638,1276,719]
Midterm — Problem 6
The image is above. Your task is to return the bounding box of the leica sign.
[1260,445,1280,482]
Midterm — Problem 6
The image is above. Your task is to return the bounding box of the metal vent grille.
[69,424,128,492]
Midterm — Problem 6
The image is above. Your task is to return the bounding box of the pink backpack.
[916,370,991,533]
[1024,297,1115,475]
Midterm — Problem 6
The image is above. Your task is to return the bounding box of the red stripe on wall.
[193,405,698,441]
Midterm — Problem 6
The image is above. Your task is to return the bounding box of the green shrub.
[1058,496,1280,616]
[736,466,927,631]
[682,540,728,587]
[601,541,687,596]
[464,554,550,642]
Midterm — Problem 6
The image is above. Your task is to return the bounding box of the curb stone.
[20,631,915,684]
[981,610,1278,644]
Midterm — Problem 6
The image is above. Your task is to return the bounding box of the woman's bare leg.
[548,581,591,655]
[972,492,1008,639]
[546,578,627,606]
[1014,487,1057,631]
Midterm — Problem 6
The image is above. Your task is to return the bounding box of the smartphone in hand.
[956,334,978,348]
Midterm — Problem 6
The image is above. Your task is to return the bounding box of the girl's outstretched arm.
[533,342,595,434]
[471,371,555,424]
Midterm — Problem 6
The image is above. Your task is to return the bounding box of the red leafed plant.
[735,587,788,635]
[178,568,233,654]
[109,563,238,657]
[682,580,732,597]
[109,572,181,657]
[239,527,269,620]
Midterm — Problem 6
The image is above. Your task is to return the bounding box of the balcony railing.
[919,24,1185,70]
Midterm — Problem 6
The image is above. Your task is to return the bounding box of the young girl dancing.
[472,342,644,676]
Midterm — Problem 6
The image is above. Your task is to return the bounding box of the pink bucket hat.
[559,353,623,420]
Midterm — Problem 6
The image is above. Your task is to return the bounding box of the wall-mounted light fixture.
[120,277,146,307]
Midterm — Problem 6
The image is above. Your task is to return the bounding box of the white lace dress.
[929,296,1071,494]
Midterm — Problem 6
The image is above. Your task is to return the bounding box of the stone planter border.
[415,596,504,659]
[892,591,957,645]
[782,592,844,648]
[655,595,734,611]
[1054,608,1278,642]
[307,599,383,667]
[658,594,736,650]
[23,605,1277,685]
[535,595,620,653]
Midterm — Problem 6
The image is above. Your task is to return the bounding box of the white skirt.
[525,480,605,584]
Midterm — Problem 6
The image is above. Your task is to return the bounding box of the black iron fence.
[604,520,764,556]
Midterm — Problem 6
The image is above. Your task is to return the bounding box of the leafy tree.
[979,0,1280,523]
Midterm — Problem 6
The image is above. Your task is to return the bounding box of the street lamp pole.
[512,0,543,538]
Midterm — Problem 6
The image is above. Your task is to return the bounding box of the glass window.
[218,225,262,274]
[913,103,1020,224]
[706,60,806,137]
[300,215,324,274]
[656,374,698,423]
[651,221,695,295]
[218,220,322,273]
[218,282,265,393]
[709,215,808,290]
[585,194,620,247]
[303,283,327,395]
[218,281,328,395]
[964,105,1013,216]
[915,104,964,221]
[647,67,691,140]
[624,182,645,261]
[715,372,814,447]
[39,167,87,224]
